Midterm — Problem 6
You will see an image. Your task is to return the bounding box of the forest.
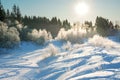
[0,2,119,48]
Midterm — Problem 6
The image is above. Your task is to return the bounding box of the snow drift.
[0,35,120,80]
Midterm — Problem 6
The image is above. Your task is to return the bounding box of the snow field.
[0,35,120,80]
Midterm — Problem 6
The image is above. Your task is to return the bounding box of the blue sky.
[1,0,120,24]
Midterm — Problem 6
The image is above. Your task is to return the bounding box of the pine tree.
[95,17,111,36]
[58,19,62,26]
[6,9,10,19]
[16,6,21,22]
[51,17,58,25]
[63,19,71,30]
[0,0,6,21]
[10,5,22,22]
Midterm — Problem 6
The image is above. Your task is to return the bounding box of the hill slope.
[0,36,120,80]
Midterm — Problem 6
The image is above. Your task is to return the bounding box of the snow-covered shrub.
[56,28,67,41]
[73,43,82,49]
[19,26,31,41]
[27,29,52,45]
[88,35,117,48]
[62,41,72,51]
[27,29,39,41]
[56,24,96,43]
[0,22,20,48]
[36,36,45,45]
[46,43,59,56]
[6,20,23,31]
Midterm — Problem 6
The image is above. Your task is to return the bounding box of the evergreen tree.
[11,5,21,22]
[63,19,71,30]
[0,22,20,48]
[16,6,21,22]
[0,0,6,21]
[95,16,117,36]
[6,9,10,19]
[51,17,58,25]
[95,17,109,36]
[12,4,17,19]
[58,19,62,26]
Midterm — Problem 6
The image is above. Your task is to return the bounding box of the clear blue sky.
[1,0,120,24]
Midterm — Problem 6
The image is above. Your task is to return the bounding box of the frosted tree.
[0,22,20,48]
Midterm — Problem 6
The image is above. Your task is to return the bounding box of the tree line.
[22,16,71,37]
[0,1,120,49]
[0,2,71,36]
[0,2,71,48]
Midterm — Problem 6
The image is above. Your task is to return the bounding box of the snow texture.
[0,35,120,80]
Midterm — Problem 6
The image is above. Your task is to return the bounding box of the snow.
[69,71,114,80]
[0,36,120,80]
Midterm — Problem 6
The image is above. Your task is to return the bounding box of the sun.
[75,2,89,16]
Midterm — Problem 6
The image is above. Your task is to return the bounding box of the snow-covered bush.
[36,36,45,45]
[27,29,52,45]
[0,22,20,48]
[56,24,96,43]
[6,20,23,31]
[56,28,67,40]
[15,21,23,31]
[62,41,72,51]
[46,43,59,56]
[88,35,117,48]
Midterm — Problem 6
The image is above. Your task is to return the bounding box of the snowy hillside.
[0,35,120,80]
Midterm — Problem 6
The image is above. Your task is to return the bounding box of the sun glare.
[75,2,89,16]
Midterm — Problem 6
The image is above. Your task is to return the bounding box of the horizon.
[1,0,120,24]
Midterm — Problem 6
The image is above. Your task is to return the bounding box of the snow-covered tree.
[0,22,20,48]
[27,29,52,45]
[56,23,96,43]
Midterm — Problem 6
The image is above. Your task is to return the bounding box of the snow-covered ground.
[0,36,120,80]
